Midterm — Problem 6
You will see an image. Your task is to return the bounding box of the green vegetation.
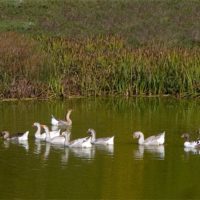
[1,0,200,47]
[1,0,200,98]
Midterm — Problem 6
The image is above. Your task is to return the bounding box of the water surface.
[0,97,200,199]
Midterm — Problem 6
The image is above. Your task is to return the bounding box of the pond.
[0,97,200,199]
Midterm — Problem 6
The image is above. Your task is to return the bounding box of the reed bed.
[1,32,200,99]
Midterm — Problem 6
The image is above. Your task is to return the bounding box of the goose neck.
[63,133,70,146]
[44,127,50,141]
[185,136,190,142]
[90,130,96,142]
[138,132,145,144]
[66,112,72,124]
[4,131,10,139]
[35,124,41,136]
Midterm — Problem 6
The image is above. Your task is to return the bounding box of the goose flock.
[1,109,200,149]
[0,109,114,147]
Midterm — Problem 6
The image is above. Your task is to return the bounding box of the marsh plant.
[1,32,200,98]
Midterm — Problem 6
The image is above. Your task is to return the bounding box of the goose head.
[133,131,143,139]
[32,122,40,127]
[87,128,96,136]
[1,131,10,139]
[67,109,73,113]
[41,124,49,133]
[181,133,191,142]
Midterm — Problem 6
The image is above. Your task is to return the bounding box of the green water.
[0,97,200,199]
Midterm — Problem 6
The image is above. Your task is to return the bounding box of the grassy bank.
[1,0,200,99]
[1,0,200,48]
[1,32,200,99]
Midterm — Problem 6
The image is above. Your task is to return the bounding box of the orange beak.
[181,134,184,138]
[41,124,45,127]
[133,136,135,139]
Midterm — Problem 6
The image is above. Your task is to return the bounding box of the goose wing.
[96,137,112,142]
[8,133,25,140]
[143,132,165,144]
[69,139,83,147]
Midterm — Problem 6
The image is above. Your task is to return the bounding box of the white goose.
[41,124,65,144]
[1,130,29,141]
[87,128,114,145]
[62,132,92,148]
[32,122,60,139]
[181,133,200,148]
[132,131,165,145]
[51,109,73,126]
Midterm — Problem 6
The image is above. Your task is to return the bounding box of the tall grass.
[1,32,200,98]
[1,31,200,98]
[3,0,200,99]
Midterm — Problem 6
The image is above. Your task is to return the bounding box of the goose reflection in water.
[18,140,29,152]
[2,140,10,149]
[34,139,43,154]
[95,145,114,155]
[40,143,63,161]
[41,143,65,161]
[133,145,165,160]
[3,140,29,152]
[184,147,200,155]
[62,148,69,163]
[43,142,51,159]
[62,146,95,164]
